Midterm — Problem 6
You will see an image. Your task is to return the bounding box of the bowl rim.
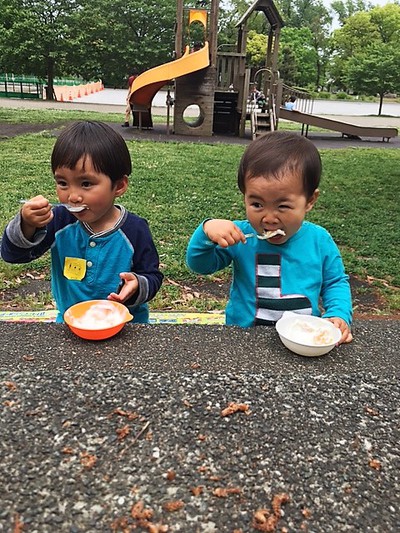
[276,314,341,348]
[64,299,132,331]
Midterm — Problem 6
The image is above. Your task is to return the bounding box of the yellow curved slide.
[129,42,210,107]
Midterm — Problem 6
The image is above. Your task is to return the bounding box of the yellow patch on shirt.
[64,257,87,281]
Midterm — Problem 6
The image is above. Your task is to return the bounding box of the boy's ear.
[114,175,129,197]
[305,188,319,212]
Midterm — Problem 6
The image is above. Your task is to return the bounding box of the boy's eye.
[56,181,67,188]
[251,202,263,208]
[279,204,290,210]
[81,181,92,188]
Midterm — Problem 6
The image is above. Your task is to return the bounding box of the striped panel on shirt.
[255,254,312,325]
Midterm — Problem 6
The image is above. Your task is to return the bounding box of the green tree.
[271,1,332,88]
[0,0,79,99]
[71,0,176,86]
[347,43,400,115]
[330,4,400,112]
[278,26,318,88]
[0,0,177,94]
[330,0,370,26]
[246,30,267,68]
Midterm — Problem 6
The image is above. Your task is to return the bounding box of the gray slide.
[279,107,398,142]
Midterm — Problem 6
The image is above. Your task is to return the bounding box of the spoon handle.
[19,200,87,212]
[244,233,268,240]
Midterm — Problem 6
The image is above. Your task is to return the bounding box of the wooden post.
[209,0,219,67]
[275,78,283,129]
[239,68,251,138]
[166,89,172,135]
[271,28,280,74]
[175,0,184,58]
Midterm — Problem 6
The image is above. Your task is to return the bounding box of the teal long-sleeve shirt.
[2,206,163,323]
[186,220,352,327]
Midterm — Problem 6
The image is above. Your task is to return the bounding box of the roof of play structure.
[235,0,285,29]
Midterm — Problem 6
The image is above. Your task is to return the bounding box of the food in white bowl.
[275,312,342,357]
[288,319,335,345]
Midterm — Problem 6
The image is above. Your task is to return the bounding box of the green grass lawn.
[0,107,167,125]
[1,108,399,314]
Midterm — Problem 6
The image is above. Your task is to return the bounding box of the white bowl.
[275,312,342,357]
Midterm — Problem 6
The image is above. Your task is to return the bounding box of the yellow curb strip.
[0,310,225,325]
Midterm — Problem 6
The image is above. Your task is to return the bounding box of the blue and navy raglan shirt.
[186,220,352,327]
[1,205,163,323]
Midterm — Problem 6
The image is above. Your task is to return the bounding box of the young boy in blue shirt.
[1,120,163,323]
[186,131,353,343]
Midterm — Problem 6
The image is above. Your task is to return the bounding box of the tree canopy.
[330,3,400,113]
[330,0,370,25]
[0,0,399,106]
[0,0,176,95]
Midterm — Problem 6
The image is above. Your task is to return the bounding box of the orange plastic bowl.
[64,300,133,340]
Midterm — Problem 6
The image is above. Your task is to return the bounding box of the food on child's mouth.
[72,302,125,329]
[264,229,286,239]
[290,319,335,345]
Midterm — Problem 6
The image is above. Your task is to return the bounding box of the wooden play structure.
[129,0,284,138]
[173,0,284,137]
[129,0,397,141]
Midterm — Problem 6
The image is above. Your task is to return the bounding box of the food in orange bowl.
[64,300,133,340]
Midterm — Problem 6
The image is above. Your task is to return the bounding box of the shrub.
[317,91,331,99]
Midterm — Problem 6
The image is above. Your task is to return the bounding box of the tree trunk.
[378,92,383,116]
[46,56,55,101]
[315,54,323,89]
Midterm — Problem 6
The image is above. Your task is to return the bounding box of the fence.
[281,83,314,114]
[0,75,102,101]
[0,76,43,99]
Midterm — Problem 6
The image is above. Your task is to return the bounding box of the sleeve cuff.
[128,274,149,306]
[6,211,47,248]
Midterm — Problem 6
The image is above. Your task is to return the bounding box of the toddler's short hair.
[51,121,132,184]
[238,131,321,199]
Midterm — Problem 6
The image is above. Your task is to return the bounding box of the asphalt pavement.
[1,93,399,531]
[1,320,399,532]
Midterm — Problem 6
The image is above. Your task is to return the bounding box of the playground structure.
[129,0,284,137]
[128,0,398,141]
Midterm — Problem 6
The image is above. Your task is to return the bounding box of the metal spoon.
[244,230,286,240]
[244,233,268,240]
[20,200,88,213]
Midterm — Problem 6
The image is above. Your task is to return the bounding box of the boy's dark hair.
[237,131,321,199]
[51,121,132,184]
